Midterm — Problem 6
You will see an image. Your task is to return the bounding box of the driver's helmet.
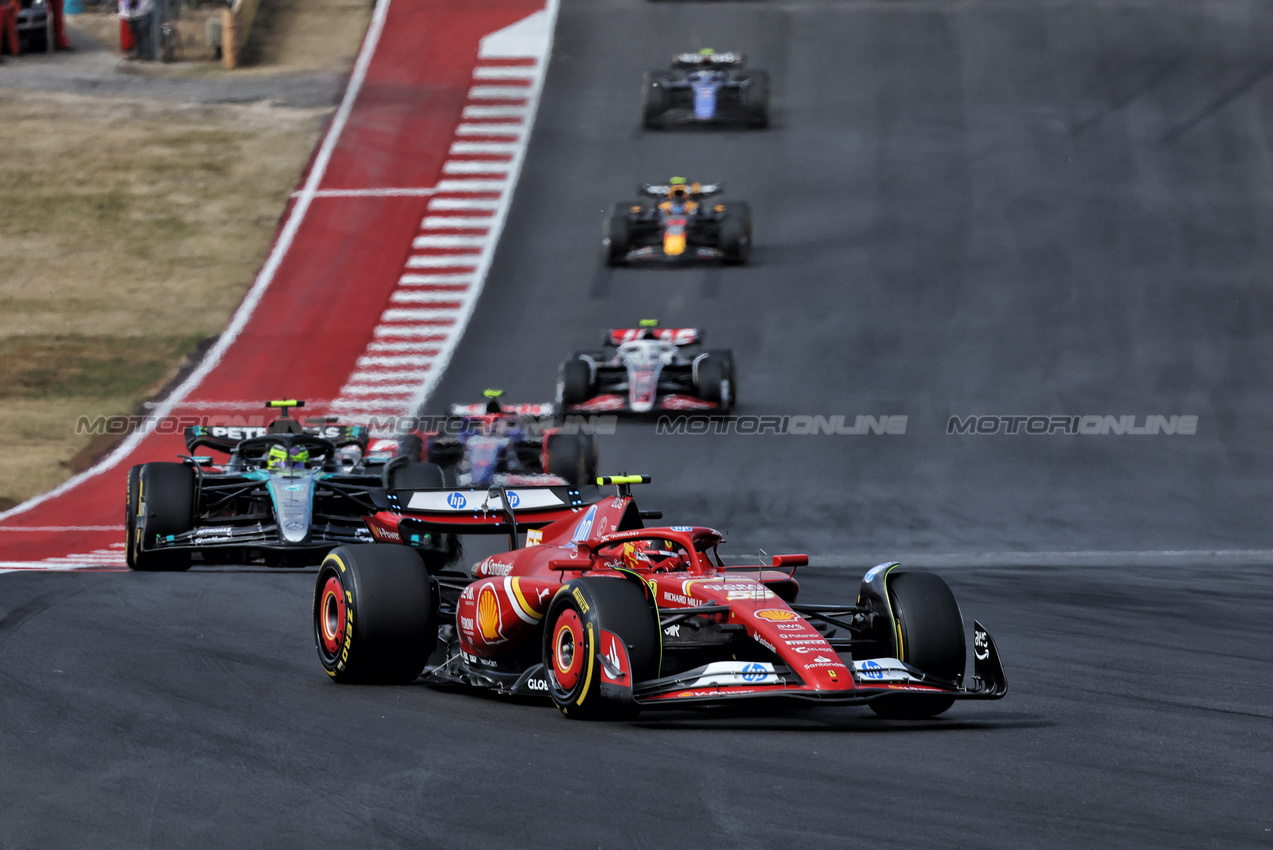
[668,177,690,201]
[621,541,652,570]
[268,444,309,470]
[622,539,684,571]
[336,444,363,469]
[288,445,310,469]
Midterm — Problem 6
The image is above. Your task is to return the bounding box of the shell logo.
[478,586,501,640]
[754,608,798,622]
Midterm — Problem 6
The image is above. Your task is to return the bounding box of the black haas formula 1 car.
[313,476,1007,720]
[604,178,751,266]
[125,400,384,570]
[557,322,735,414]
[642,50,770,129]
[388,391,598,489]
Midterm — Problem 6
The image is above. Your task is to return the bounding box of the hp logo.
[446,492,467,509]
[506,491,520,508]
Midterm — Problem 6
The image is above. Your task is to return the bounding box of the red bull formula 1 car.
[604,179,751,265]
[557,322,735,415]
[313,476,1007,719]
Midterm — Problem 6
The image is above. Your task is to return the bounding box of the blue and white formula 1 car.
[642,51,770,129]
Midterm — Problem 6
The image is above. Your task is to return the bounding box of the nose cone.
[663,232,687,256]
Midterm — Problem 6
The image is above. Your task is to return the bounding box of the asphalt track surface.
[4,0,1273,846]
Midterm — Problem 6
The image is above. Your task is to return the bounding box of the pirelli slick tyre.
[544,430,598,487]
[718,204,751,264]
[604,205,633,266]
[738,70,770,127]
[314,544,436,684]
[543,577,660,720]
[869,570,965,719]
[695,350,736,411]
[641,72,668,128]
[125,465,141,569]
[395,433,424,462]
[558,357,594,408]
[132,462,195,572]
[385,458,446,490]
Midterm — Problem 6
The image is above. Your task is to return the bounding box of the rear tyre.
[739,70,770,127]
[133,462,195,572]
[695,350,736,411]
[314,544,436,684]
[125,465,141,569]
[641,73,668,128]
[557,358,594,407]
[386,459,446,490]
[718,203,751,264]
[395,433,424,462]
[543,577,660,719]
[869,571,965,719]
[604,205,633,266]
[544,431,595,487]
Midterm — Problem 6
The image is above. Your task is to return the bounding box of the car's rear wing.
[389,484,602,535]
[606,327,702,346]
[183,423,367,456]
[638,183,722,199]
[672,51,744,68]
[448,402,556,418]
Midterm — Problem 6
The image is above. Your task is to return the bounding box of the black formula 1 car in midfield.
[604,178,752,265]
[642,50,770,129]
[125,401,386,570]
[557,322,735,414]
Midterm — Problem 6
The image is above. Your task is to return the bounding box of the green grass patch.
[0,335,205,401]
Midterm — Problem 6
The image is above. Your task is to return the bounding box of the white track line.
[429,197,502,210]
[456,124,526,137]
[300,187,436,198]
[0,0,395,525]
[421,216,493,229]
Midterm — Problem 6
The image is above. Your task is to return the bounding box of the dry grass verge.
[0,93,327,505]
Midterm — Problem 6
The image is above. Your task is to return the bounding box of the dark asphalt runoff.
[5,0,1273,847]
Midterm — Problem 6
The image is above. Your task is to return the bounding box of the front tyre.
[314,544,437,684]
[125,465,142,569]
[604,205,633,266]
[133,462,195,572]
[543,577,660,719]
[695,350,736,411]
[557,357,594,408]
[869,570,966,719]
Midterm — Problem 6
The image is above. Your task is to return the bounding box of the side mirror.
[772,554,808,568]
[549,558,592,573]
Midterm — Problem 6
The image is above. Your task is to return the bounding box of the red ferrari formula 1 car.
[314,477,1007,719]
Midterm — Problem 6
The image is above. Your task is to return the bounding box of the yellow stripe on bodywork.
[509,577,544,621]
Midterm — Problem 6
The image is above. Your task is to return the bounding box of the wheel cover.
[319,576,347,656]
[552,609,585,690]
